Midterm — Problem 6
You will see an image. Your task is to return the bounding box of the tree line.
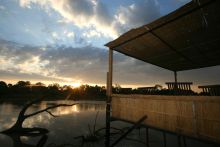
[0,81,199,100]
[0,81,107,100]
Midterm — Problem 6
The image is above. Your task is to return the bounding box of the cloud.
[113,0,160,34]
[18,0,161,38]
[0,38,109,84]
[18,0,117,38]
[19,0,31,8]
[2,0,219,90]
[83,30,101,38]
[0,39,52,76]
[66,32,74,38]
[0,38,171,85]
[51,32,58,38]
[1,38,220,88]
[0,5,5,10]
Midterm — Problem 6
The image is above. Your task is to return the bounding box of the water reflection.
[0,101,105,130]
[2,134,48,147]
[0,100,106,147]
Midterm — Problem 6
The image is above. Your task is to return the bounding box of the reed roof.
[105,0,220,71]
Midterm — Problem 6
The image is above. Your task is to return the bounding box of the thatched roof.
[105,0,220,71]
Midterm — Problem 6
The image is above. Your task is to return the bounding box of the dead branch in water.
[1,98,78,135]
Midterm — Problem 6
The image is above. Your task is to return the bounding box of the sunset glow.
[70,83,81,88]
[0,0,219,88]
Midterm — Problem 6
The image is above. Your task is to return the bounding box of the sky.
[0,0,220,90]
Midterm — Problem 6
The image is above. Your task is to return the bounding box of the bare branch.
[1,97,81,135]
[45,110,59,117]
[18,98,44,118]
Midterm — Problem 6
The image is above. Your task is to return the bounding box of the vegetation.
[0,81,107,100]
[0,81,199,101]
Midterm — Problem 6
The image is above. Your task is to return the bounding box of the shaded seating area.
[199,85,220,96]
[105,0,220,146]
[165,82,194,95]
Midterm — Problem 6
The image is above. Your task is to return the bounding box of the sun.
[70,82,81,88]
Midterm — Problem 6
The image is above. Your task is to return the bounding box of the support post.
[163,132,166,147]
[106,49,113,147]
[174,71,178,94]
[178,135,182,147]
[107,49,113,96]
[174,71,177,83]
[146,127,149,147]
[183,136,187,147]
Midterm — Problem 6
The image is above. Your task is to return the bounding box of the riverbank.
[0,94,106,103]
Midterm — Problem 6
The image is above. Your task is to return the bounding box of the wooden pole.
[178,135,182,147]
[183,136,187,147]
[106,72,109,96]
[106,49,113,147]
[109,49,113,96]
[146,127,149,147]
[174,71,177,83]
[163,132,166,147]
[174,71,178,94]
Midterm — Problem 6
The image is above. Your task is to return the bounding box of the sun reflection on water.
[0,101,106,147]
[0,101,105,131]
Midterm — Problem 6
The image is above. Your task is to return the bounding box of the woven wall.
[111,94,220,143]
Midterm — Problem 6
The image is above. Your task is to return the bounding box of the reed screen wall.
[111,94,220,143]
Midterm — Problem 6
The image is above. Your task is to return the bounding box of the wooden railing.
[199,85,220,96]
[165,82,193,95]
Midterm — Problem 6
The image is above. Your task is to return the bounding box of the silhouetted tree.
[47,83,61,97]
[155,84,163,90]
[7,83,13,88]
[0,81,107,100]
[0,81,8,95]
[10,81,31,94]
[113,84,121,93]
[16,81,31,87]
[35,82,45,86]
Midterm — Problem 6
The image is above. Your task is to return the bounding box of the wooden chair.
[165,82,193,95]
[198,85,220,96]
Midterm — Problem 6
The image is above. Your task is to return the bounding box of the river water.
[0,100,218,147]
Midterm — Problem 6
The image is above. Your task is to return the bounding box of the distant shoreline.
[0,95,106,103]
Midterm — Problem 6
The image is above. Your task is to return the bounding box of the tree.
[113,84,121,93]
[35,82,45,86]
[0,81,8,94]
[16,81,31,87]
[7,83,13,88]
[154,84,163,90]
[0,81,7,88]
